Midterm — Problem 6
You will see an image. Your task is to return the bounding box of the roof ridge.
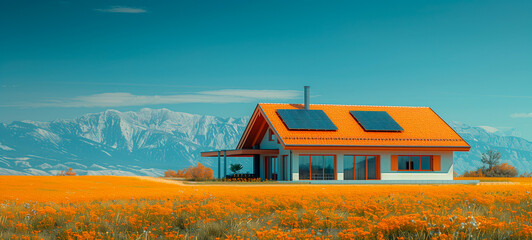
[258,103,429,108]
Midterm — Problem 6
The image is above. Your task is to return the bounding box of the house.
[201,86,472,183]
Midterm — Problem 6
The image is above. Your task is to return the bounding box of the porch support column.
[217,151,221,179]
[289,151,293,181]
[223,150,227,179]
[253,155,260,178]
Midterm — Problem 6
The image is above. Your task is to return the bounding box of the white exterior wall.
[290,149,454,181]
[379,151,453,180]
[291,151,299,181]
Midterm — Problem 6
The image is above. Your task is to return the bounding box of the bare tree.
[481,150,501,169]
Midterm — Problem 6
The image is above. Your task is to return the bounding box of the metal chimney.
[304,86,310,110]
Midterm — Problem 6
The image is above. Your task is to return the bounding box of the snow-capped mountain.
[451,122,532,174]
[0,109,530,176]
[0,108,248,176]
[476,125,523,138]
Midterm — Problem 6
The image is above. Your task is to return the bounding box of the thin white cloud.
[444,92,532,99]
[483,94,532,99]
[198,89,300,99]
[9,89,300,108]
[510,113,532,118]
[95,6,146,13]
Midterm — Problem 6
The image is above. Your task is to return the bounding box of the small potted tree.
[229,163,243,178]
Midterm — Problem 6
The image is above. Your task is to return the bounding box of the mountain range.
[451,122,531,174]
[0,108,530,176]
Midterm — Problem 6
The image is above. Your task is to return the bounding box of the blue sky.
[0,0,531,140]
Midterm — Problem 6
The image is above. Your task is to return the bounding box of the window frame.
[397,155,433,171]
[344,155,381,180]
[298,154,337,180]
[268,129,280,143]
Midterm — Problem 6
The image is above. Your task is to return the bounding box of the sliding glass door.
[344,157,354,180]
[366,156,377,180]
[324,156,335,180]
[299,155,336,180]
[299,156,311,180]
[344,155,380,180]
[355,156,366,180]
[264,156,278,180]
[311,155,323,180]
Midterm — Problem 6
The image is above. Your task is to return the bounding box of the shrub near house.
[164,169,178,178]
[57,168,77,176]
[461,150,518,177]
[462,163,518,177]
[164,163,213,180]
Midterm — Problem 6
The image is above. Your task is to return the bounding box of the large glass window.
[355,156,366,180]
[343,155,355,180]
[398,156,409,170]
[299,155,310,180]
[298,155,336,180]
[311,155,324,180]
[420,156,431,170]
[344,155,380,180]
[271,157,278,180]
[410,156,420,170]
[367,156,377,180]
[324,156,335,180]
[398,156,433,171]
[263,157,279,180]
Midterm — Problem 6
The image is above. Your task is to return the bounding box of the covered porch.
[201,149,279,179]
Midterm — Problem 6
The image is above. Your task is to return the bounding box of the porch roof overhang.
[201,149,279,157]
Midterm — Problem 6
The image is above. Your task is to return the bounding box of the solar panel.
[350,111,403,132]
[277,109,338,131]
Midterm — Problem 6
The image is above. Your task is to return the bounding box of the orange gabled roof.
[252,103,470,150]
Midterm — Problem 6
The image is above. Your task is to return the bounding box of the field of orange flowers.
[1,176,531,239]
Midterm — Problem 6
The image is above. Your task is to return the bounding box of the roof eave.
[236,104,288,149]
[258,104,287,149]
[284,144,471,151]
[236,105,261,149]
[428,107,471,148]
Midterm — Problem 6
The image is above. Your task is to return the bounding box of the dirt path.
[135,176,490,187]
[133,176,310,187]
[134,176,188,186]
